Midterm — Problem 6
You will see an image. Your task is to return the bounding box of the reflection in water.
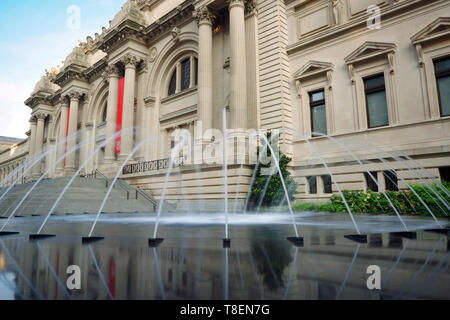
[0,222,448,300]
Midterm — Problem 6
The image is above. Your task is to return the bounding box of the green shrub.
[330,181,450,217]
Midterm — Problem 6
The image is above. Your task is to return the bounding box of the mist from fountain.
[35,129,130,235]
[354,141,450,211]
[87,137,156,238]
[0,139,85,232]
[152,142,183,240]
[344,141,445,227]
[0,130,84,202]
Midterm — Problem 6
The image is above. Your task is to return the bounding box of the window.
[167,56,198,97]
[101,104,107,123]
[365,172,378,192]
[307,176,317,194]
[384,170,398,191]
[322,175,332,194]
[439,167,450,183]
[364,74,389,128]
[168,70,177,96]
[309,89,327,136]
[434,57,450,117]
[181,59,191,91]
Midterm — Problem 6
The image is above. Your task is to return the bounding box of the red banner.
[115,77,125,154]
[64,107,70,166]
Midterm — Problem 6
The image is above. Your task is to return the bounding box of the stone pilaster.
[229,0,248,130]
[65,91,82,173]
[135,60,148,161]
[196,5,214,133]
[120,54,140,160]
[32,112,48,177]
[104,65,120,163]
[56,98,69,175]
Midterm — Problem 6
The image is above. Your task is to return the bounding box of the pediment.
[293,61,334,80]
[344,41,396,65]
[411,17,450,45]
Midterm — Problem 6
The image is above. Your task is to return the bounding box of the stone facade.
[0,0,449,207]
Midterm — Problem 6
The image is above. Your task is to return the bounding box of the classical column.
[56,98,69,174]
[135,60,148,161]
[196,6,214,132]
[120,54,140,160]
[229,0,248,130]
[83,122,94,174]
[104,65,120,163]
[65,91,81,173]
[28,117,37,162]
[32,112,47,177]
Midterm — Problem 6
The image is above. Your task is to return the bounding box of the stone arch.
[87,80,110,125]
[145,31,199,99]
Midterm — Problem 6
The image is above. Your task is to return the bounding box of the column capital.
[59,96,69,108]
[229,0,246,10]
[245,0,258,16]
[68,91,83,102]
[104,64,120,79]
[121,53,140,70]
[195,6,215,26]
[35,112,48,121]
[139,59,148,74]
[29,116,37,124]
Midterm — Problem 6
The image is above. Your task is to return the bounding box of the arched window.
[101,103,107,123]
[167,55,198,97]
[168,71,177,96]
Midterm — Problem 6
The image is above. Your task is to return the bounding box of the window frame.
[309,89,327,137]
[434,56,450,118]
[364,73,389,129]
[166,55,198,98]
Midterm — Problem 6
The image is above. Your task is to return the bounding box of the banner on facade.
[115,77,125,154]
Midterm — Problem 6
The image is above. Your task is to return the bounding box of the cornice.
[144,1,195,44]
[84,57,108,83]
[98,19,147,54]
[286,0,443,55]
[53,65,88,88]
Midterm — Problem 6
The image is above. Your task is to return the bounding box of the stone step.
[0,177,158,217]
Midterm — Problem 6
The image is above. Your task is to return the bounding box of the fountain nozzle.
[149,238,164,247]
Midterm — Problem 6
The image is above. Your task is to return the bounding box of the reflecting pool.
[0,213,448,300]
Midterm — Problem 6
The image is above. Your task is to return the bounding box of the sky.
[0,0,127,138]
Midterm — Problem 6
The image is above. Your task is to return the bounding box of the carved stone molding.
[195,6,214,26]
[229,0,245,10]
[68,91,83,102]
[105,64,120,79]
[139,59,148,74]
[34,112,48,121]
[29,116,37,124]
[245,0,258,16]
[121,53,140,69]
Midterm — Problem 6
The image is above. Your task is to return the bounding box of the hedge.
[289,181,450,217]
[330,181,450,217]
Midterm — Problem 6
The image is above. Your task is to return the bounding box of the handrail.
[117,179,158,211]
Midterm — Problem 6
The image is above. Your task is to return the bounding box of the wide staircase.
[0,173,158,218]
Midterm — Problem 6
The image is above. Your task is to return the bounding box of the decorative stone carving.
[245,0,258,16]
[139,59,148,74]
[229,0,245,10]
[34,112,48,121]
[195,6,214,26]
[29,116,37,124]
[149,47,158,63]
[69,91,82,101]
[121,53,140,69]
[332,0,342,26]
[171,27,181,43]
